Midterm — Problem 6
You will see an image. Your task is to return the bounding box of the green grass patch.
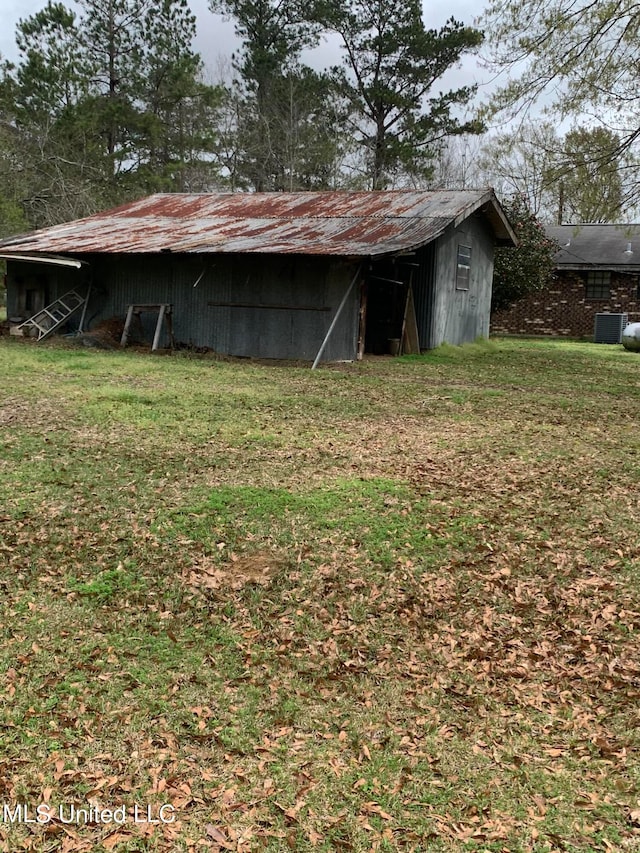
[166,478,477,571]
[1,336,640,851]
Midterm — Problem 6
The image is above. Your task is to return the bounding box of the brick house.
[491,224,640,338]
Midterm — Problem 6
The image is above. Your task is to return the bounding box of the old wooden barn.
[0,190,515,362]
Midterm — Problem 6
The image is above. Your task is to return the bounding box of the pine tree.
[0,2,107,226]
[320,0,484,189]
[0,0,224,226]
[209,0,344,190]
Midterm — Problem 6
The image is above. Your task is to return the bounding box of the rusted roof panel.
[0,189,515,257]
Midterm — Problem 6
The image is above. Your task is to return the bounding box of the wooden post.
[398,283,410,356]
[357,280,368,361]
[165,308,175,349]
[401,286,420,355]
[78,281,91,333]
[152,305,166,351]
[558,182,564,226]
[121,305,135,347]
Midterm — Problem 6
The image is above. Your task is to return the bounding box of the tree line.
[435,123,635,226]
[1,0,637,246]
[0,0,485,234]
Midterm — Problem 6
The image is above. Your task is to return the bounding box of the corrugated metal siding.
[430,216,495,348]
[88,254,172,343]
[84,253,359,361]
[413,244,437,350]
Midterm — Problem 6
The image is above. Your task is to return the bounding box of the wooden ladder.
[17,290,88,341]
[120,304,175,351]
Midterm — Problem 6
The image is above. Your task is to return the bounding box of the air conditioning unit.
[594,313,628,344]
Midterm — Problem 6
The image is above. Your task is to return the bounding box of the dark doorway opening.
[364,259,413,355]
[17,274,48,318]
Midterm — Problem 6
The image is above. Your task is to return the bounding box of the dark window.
[456,245,472,290]
[585,271,611,300]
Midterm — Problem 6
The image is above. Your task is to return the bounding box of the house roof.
[548,223,640,271]
[0,189,516,260]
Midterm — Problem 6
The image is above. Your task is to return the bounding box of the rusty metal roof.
[0,189,515,258]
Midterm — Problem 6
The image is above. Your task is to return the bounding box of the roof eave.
[556,263,640,272]
[0,252,85,268]
[451,189,518,247]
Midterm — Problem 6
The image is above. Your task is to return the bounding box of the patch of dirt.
[72,316,125,349]
[0,396,69,429]
[185,550,286,591]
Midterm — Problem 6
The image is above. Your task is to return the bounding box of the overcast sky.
[0,0,493,99]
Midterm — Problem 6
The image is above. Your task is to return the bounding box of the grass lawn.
[1,336,639,853]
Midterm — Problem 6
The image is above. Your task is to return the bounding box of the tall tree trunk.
[107,0,117,160]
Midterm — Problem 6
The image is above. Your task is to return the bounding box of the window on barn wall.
[585,271,611,300]
[456,245,472,290]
